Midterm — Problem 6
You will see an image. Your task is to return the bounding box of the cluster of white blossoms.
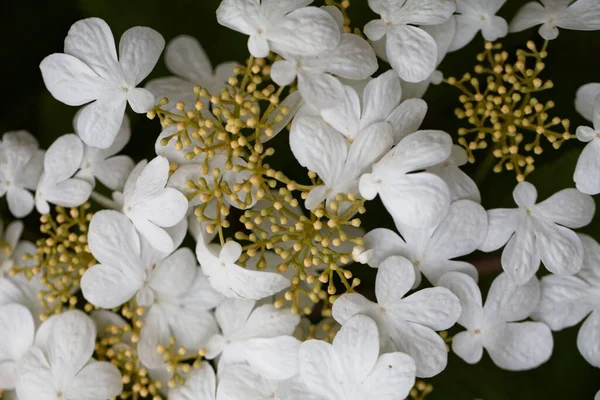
[1,0,600,399]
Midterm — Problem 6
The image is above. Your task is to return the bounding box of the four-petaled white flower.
[0,131,44,218]
[479,182,595,285]
[333,256,461,377]
[427,145,481,203]
[0,303,35,392]
[449,0,509,52]
[120,156,188,253]
[196,238,290,300]
[16,310,122,400]
[510,0,600,40]
[34,134,93,215]
[439,271,553,370]
[364,0,456,82]
[75,115,134,191]
[574,99,600,195]
[363,199,487,288]
[146,35,238,112]
[216,0,341,58]
[532,234,600,368]
[40,18,165,148]
[359,129,453,228]
[205,298,300,380]
[299,314,416,400]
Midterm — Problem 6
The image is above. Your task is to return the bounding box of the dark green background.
[1,0,599,398]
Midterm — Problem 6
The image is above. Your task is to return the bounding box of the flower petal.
[363,228,409,267]
[485,273,541,322]
[87,210,142,269]
[165,35,214,82]
[452,330,483,364]
[577,310,600,368]
[501,219,539,285]
[386,25,437,83]
[332,293,376,324]
[43,134,84,183]
[361,352,416,400]
[65,361,123,400]
[479,208,519,252]
[386,99,427,143]
[333,314,379,382]
[118,26,165,86]
[76,96,127,149]
[94,155,135,191]
[513,181,537,208]
[509,2,546,33]
[394,287,461,330]
[534,218,584,276]
[376,256,416,304]
[299,340,344,399]
[534,188,595,228]
[169,362,216,400]
[360,70,402,129]
[6,186,35,218]
[575,82,600,122]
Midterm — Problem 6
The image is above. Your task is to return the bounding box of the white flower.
[479,182,595,285]
[217,364,318,400]
[216,0,341,58]
[205,299,300,379]
[574,99,600,195]
[40,18,165,148]
[439,272,553,370]
[290,71,429,210]
[449,0,508,52]
[120,156,188,253]
[359,130,452,228]
[427,145,481,203]
[35,134,93,215]
[146,35,238,111]
[363,199,487,288]
[196,238,289,300]
[270,6,377,87]
[575,82,600,122]
[532,234,600,368]
[0,303,35,391]
[299,314,416,400]
[16,310,122,400]
[75,115,134,191]
[333,256,461,377]
[169,362,216,400]
[0,220,36,278]
[0,131,44,218]
[364,0,456,82]
[510,0,600,40]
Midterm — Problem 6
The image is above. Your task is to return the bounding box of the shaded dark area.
[1,0,599,398]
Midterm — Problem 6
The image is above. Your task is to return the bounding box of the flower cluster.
[1,0,600,399]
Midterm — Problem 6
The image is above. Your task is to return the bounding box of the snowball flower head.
[479,181,595,285]
[449,0,509,52]
[439,272,553,370]
[216,0,341,58]
[40,18,165,148]
[510,0,600,40]
[299,314,416,400]
[16,310,122,400]
[333,256,461,377]
[574,99,600,195]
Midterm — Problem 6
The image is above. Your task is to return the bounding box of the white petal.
[575,82,600,122]
[94,155,135,191]
[386,98,428,143]
[481,16,509,41]
[344,122,394,179]
[320,85,361,140]
[87,210,142,269]
[376,256,416,303]
[484,273,540,322]
[386,25,437,83]
[452,330,483,364]
[534,188,595,228]
[169,362,216,400]
[77,96,127,149]
[39,54,105,106]
[389,130,453,173]
[130,187,188,227]
[438,272,483,326]
[212,299,254,337]
[165,35,214,82]
[41,179,92,208]
[361,352,416,400]
[538,22,559,40]
[118,26,165,86]
[66,361,123,400]
[392,0,456,25]
[216,0,261,35]
[235,304,300,340]
[129,215,175,254]
[6,186,35,218]
[420,259,479,286]
[577,310,600,368]
[44,134,84,183]
[513,181,537,208]
[576,126,597,142]
[486,321,553,370]
[363,228,409,267]
[428,163,481,203]
[15,348,55,400]
[126,156,170,205]
[162,304,218,351]
[364,19,387,41]
[299,340,343,399]
[509,2,546,33]
[81,263,143,309]
[360,70,402,129]
[216,364,270,399]
[449,15,482,52]
[0,304,34,369]
[534,218,583,276]
[261,90,303,142]
[248,34,271,58]
[208,260,289,300]
[394,287,461,330]
[333,314,379,382]
[305,185,328,210]
[332,293,376,324]
[270,60,298,86]
[501,219,540,285]
[297,72,345,111]
[237,336,301,380]
[149,248,197,296]
[478,208,519,252]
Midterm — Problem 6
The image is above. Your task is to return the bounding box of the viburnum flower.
[575,82,600,122]
[196,238,289,299]
[439,271,553,370]
[146,35,238,111]
[16,310,122,400]
[299,314,416,400]
[169,362,217,400]
[364,0,456,82]
[270,6,377,87]
[359,129,453,228]
[0,303,35,392]
[216,0,341,58]
[40,18,165,149]
[333,256,461,377]
[75,115,134,191]
[449,0,509,52]
[290,71,429,210]
[0,131,44,218]
[119,156,188,253]
[427,145,481,203]
[34,134,93,215]
[510,0,600,40]
[362,199,487,287]
[479,182,595,285]
[574,100,600,195]
[217,364,317,400]
[205,298,300,379]
[532,234,600,368]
